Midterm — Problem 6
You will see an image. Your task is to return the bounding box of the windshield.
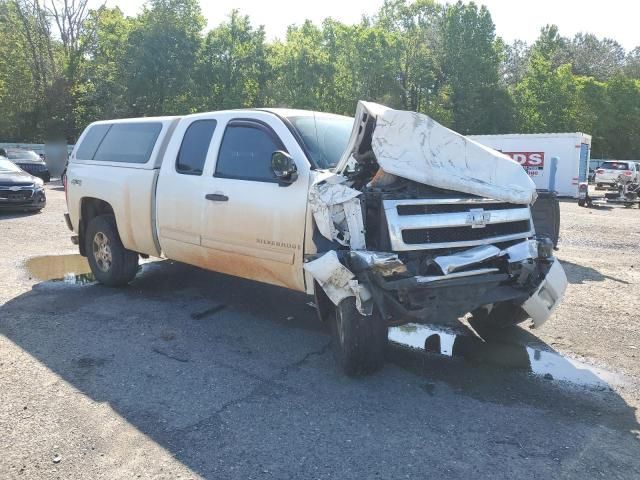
[287,114,354,169]
[0,158,22,172]
[600,161,629,170]
[6,149,41,161]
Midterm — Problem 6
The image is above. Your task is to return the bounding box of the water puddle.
[24,254,95,285]
[24,254,161,285]
[389,323,623,388]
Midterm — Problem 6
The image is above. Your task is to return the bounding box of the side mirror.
[271,150,298,186]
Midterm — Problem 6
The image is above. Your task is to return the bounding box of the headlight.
[34,178,44,188]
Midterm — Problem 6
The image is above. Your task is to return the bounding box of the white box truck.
[469,133,592,198]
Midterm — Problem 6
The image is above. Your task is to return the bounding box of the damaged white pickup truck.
[64,101,567,376]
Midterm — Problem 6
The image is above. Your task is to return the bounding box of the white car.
[595,161,639,189]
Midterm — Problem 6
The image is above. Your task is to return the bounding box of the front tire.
[331,298,387,376]
[85,214,138,286]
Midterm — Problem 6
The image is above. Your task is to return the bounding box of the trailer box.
[469,133,592,198]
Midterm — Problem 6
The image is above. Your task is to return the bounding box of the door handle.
[205,193,229,202]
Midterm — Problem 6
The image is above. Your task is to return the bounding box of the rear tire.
[470,302,530,330]
[331,298,387,377]
[85,214,138,287]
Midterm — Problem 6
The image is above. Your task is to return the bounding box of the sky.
[99,0,639,50]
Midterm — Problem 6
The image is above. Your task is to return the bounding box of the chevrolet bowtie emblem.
[10,186,20,191]
[466,208,491,228]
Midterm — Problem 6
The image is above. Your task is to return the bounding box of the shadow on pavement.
[1,259,639,479]
[560,259,630,285]
[0,210,42,220]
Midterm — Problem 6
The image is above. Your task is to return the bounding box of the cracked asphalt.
[1,183,639,479]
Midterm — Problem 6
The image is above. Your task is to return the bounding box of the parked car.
[0,148,51,182]
[595,160,639,189]
[64,102,567,376]
[0,156,47,212]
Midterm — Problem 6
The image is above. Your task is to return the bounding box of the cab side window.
[215,121,285,183]
[176,120,217,175]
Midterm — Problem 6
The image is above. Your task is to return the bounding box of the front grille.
[16,163,46,173]
[397,202,517,215]
[0,189,34,201]
[401,220,532,245]
[384,198,534,251]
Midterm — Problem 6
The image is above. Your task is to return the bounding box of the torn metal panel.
[500,240,538,263]
[342,198,366,250]
[350,251,407,276]
[434,245,501,274]
[522,259,568,327]
[336,101,537,205]
[303,251,372,315]
[308,177,365,249]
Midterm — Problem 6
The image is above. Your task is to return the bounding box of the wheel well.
[313,280,334,323]
[79,198,115,256]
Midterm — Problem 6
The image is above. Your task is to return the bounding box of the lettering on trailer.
[502,151,545,177]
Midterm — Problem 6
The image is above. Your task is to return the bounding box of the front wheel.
[85,214,138,286]
[331,298,387,377]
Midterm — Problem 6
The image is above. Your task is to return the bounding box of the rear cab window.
[75,122,163,164]
[176,120,217,175]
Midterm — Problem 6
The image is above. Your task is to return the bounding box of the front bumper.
[354,243,567,327]
[0,189,46,210]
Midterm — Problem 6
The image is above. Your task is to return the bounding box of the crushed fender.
[303,251,373,315]
[308,176,366,249]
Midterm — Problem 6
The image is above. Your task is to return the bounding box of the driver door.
[199,115,310,291]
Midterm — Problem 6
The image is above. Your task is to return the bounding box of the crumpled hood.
[336,101,537,205]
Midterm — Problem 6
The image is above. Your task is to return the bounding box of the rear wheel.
[470,302,530,330]
[331,298,387,376]
[85,214,138,286]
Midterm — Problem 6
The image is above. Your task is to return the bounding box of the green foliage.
[0,0,638,159]
[197,10,268,110]
[123,0,205,115]
[440,1,513,133]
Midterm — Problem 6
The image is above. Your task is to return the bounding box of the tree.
[268,20,332,109]
[567,33,624,80]
[74,6,134,127]
[440,1,513,133]
[625,47,640,79]
[196,10,268,110]
[503,40,529,86]
[602,76,640,158]
[123,0,205,115]
[514,54,577,132]
[375,0,445,117]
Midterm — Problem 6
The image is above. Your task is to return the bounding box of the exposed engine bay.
[304,101,567,329]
